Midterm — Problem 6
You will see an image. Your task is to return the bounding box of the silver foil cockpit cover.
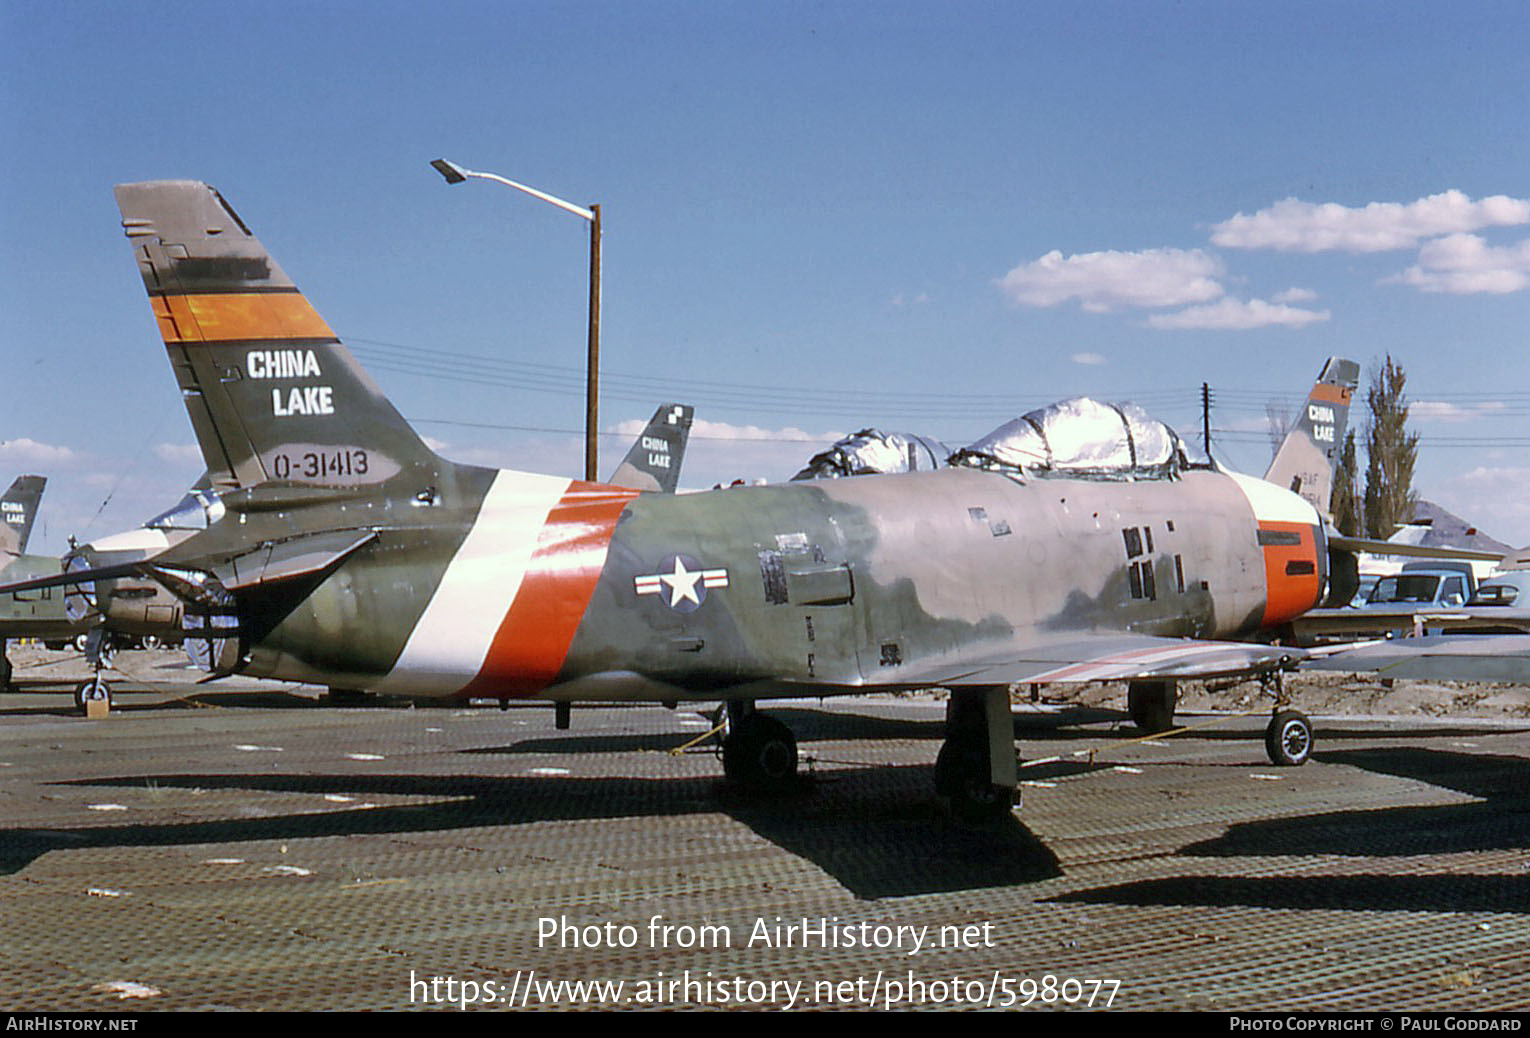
[792,429,952,480]
[953,397,1187,480]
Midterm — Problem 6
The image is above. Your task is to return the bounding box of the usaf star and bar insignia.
[635,554,729,613]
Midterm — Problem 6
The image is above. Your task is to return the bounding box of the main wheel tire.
[934,741,1016,824]
[1128,680,1176,733]
[722,713,798,791]
[1265,710,1313,766]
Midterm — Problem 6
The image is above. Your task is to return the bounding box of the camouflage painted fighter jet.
[10,180,1365,819]
[1,475,93,689]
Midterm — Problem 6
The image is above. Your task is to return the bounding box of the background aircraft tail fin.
[114,181,441,494]
[0,475,46,556]
[607,404,694,493]
[1264,356,1360,518]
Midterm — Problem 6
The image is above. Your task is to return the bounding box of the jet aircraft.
[1,475,92,689]
[9,180,1370,819]
[17,402,694,708]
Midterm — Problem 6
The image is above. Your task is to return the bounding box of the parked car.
[1362,566,1474,609]
[1467,570,1530,607]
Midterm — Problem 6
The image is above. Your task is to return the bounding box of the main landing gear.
[1127,679,1177,734]
[716,690,1020,820]
[934,687,1019,823]
[720,700,799,792]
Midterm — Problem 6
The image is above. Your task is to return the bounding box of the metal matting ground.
[1,653,1527,1011]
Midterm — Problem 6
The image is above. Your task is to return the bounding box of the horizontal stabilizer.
[225,530,378,589]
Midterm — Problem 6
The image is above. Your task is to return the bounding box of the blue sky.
[3,1,1528,553]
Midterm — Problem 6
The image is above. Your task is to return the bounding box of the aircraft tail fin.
[0,475,46,556]
[607,404,694,493]
[113,181,441,494]
[1264,357,1360,518]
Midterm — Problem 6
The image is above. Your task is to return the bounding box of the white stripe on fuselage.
[370,470,570,695]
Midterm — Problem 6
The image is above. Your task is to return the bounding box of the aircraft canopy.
[952,397,1208,479]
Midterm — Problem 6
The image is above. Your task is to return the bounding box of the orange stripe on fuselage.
[151,292,335,343]
[1259,521,1321,626]
[459,482,639,697]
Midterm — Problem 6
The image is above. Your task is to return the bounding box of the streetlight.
[431,158,602,482]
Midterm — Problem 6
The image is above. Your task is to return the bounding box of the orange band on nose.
[1259,521,1321,626]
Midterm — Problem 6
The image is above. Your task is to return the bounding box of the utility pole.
[1201,382,1213,459]
[432,158,602,481]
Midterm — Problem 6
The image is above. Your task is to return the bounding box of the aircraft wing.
[779,634,1305,693]
[1302,634,1530,682]
[1327,535,1503,562]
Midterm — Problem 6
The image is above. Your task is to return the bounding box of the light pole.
[431,158,602,482]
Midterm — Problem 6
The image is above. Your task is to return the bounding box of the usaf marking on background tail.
[7,180,1374,819]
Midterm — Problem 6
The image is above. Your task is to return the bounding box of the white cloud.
[1210,190,1530,253]
[611,418,839,444]
[1145,298,1330,330]
[0,438,78,464]
[998,247,1224,312]
[153,443,204,464]
[1433,466,1530,547]
[1411,400,1507,423]
[1071,352,1107,366]
[1271,287,1318,304]
[1384,233,1530,295]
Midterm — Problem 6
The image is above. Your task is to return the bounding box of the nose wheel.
[1258,669,1313,766]
[74,676,113,716]
[1264,709,1313,766]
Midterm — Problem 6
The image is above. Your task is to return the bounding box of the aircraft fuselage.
[233,464,1324,699]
